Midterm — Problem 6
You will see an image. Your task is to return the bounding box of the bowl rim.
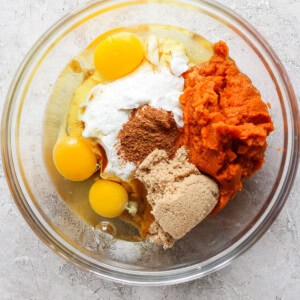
[1,0,300,286]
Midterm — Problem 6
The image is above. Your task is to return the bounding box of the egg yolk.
[53,137,97,181]
[94,32,144,80]
[89,179,128,218]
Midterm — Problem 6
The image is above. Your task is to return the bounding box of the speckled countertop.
[0,0,299,299]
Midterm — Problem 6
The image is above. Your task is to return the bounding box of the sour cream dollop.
[81,39,189,181]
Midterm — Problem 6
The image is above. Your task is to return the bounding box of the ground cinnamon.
[117,105,179,165]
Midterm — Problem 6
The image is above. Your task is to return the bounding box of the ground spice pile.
[117,105,179,166]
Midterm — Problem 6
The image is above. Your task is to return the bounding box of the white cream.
[81,37,189,181]
[146,35,189,77]
[145,35,159,66]
[170,49,189,76]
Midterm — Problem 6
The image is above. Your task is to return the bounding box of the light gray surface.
[0,0,299,299]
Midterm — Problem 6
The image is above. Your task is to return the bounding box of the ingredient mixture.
[47,24,273,249]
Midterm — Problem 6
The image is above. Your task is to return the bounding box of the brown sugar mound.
[117,105,179,166]
[179,41,274,213]
[136,147,219,249]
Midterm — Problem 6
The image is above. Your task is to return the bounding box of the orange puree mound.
[180,41,274,213]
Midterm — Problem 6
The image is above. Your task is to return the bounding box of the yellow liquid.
[43,24,213,241]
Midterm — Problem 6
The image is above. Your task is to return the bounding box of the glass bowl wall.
[2,0,299,285]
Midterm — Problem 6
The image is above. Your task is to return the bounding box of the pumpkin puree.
[179,41,274,213]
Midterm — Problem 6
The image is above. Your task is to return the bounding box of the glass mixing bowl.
[1,0,299,285]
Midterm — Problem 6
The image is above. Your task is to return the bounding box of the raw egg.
[53,136,97,181]
[89,179,128,218]
[94,32,144,80]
